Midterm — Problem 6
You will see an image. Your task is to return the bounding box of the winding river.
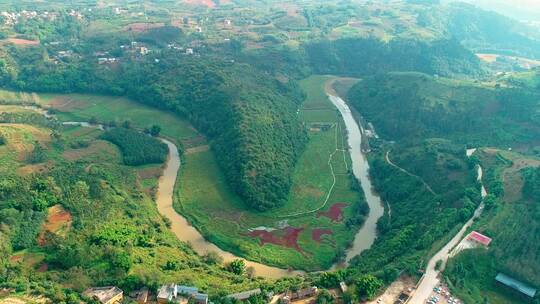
[14,82,386,278]
[155,85,385,276]
[326,93,385,265]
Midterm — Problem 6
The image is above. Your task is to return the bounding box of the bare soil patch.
[17,163,51,176]
[37,205,72,246]
[4,38,39,46]
[184,0,216,8]
[137,166,162,180]
[124,22,165,32]
[365,276,416,304]
[311,228,334,246]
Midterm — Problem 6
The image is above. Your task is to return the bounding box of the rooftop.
[157,284,177,301]
[227,288,262,300]
[495,273,537,298]
[83,286,123,304]
[468,231,492,246]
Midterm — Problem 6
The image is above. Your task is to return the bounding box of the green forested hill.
[347,72,540,148]
[304,38,483,77]
[444,3,540,58]
[445,150,540,304]
[0,50,307,211]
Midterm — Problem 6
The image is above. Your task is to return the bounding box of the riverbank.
[174,75,370,272]
[324,80,385,265]
[11,79,386,276]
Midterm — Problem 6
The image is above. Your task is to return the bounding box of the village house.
[157,284,177,304]
[98,57,118,64]
[467,231,492,247]
[226,288,262,301]
[157,284,208,304]
[139,46,149,55]
[281,287,318,303]
[186,48,194,55]
[83,286,123,304]
[129,288,149,304]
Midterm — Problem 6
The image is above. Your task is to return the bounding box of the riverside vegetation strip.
[1,78,368,274]
[0,104,264,302]
[176,75,368,271]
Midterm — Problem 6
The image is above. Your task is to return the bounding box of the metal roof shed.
[495,273,537,298]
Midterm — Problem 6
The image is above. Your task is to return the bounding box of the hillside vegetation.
[100,128,168,166]
[0,110,264,302]
[304,38,482,77]
[445,150,540,304]
[347,72,540,148]
[346,139,480,287]
[2,51,307,211]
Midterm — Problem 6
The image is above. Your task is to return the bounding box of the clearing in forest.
[37,205,72,246]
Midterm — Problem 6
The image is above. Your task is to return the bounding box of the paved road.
[408,157,486,304]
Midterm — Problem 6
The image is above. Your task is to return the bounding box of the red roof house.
[468,231,492,247]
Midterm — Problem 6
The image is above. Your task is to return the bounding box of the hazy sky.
[453,0,540,21]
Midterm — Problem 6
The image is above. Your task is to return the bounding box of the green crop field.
[36,93,199,144]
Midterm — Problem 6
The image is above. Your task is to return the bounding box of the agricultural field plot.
[176,75,366,270]
[36,93,199,146]
[0,124,51,174]
[489,149,540,203]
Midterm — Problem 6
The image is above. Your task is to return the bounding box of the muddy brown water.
[15,89,387,278]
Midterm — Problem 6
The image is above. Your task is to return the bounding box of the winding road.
[407,149,487,304]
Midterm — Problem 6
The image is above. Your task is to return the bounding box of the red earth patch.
[9,254,23,263]
[37,263,48,272]
[37,205,72,246]
[317,203,349,222]
[247,227,305,255]
[185,0,216,8]
[311,228,336,246]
